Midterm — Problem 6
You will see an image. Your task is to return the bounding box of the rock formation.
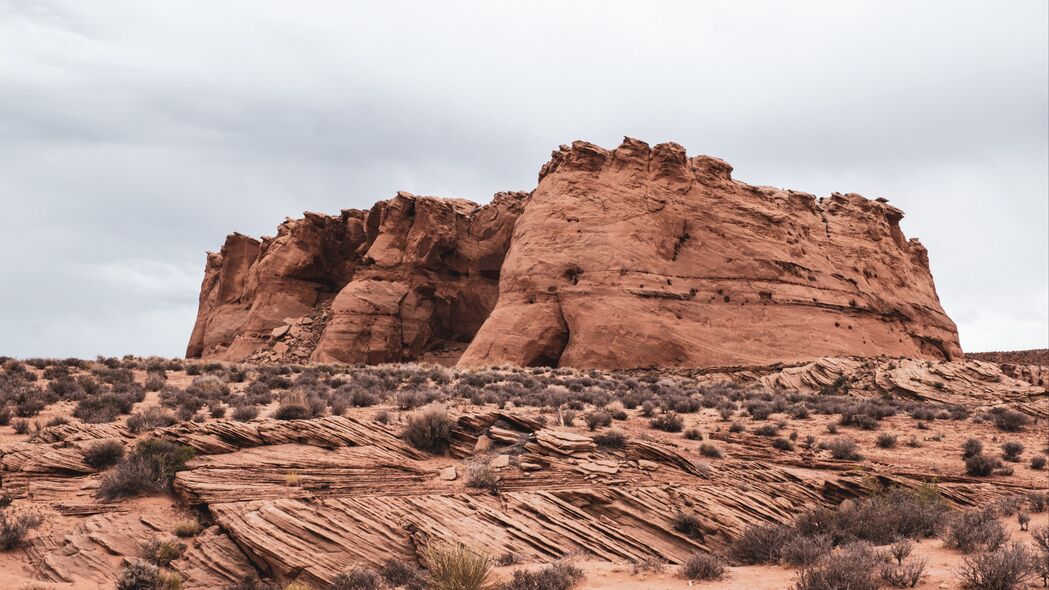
[188,138,962,368]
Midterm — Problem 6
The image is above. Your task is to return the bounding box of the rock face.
[187,192,524,364]
[189,138,961,368]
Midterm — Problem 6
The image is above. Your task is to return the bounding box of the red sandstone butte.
[187,138,961,369]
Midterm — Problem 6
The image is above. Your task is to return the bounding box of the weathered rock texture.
[189,138,961,368]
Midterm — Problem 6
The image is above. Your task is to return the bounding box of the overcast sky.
[1,0,1046,359]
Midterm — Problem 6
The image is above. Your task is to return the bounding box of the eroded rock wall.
[461,138,961,368]
[189,138,961,368]
[187,192,524,363]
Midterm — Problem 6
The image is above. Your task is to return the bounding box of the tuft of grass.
[680,553,726,581]
[425,542,498,590]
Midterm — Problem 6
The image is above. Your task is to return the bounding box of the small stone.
[520,462,542,471]
[438,466,457,481]
[638,459,659,471]
[298,317,313,325]
[490,454,510,469]
[473,435,493,453]
[272,342,290,355]
[271,325,290,339]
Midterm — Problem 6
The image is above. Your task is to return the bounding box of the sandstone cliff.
[188,138,961,368]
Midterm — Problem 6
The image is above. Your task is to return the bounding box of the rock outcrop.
[189,138,961,368]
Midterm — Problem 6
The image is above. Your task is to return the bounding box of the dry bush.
[378,559,424,589]
[83,440,124,469]
[504,562,584,590]
[957,543,1034,589]
[584,411,611,431]
[465,463,498,492]
[672,511,703,539]
[1000,441,1024,462]
[127,406,177,433]
[879,557,927,588]
[965,454,1000,477]
[115,560,160,590]
[699,442,722,458]
[793,542,881,590]
[171,519,201,538]
[0,510,43,550]
[941,509,1008,553]
[649,412,684,433]
[593,429,626,449]
[143,536,186,566]
[781,534,832,567]
[425,542,498,590]
[827,438,861,461]
[330,568,380,590]
[232,405,259,422]
[680,553,726,581]
[731,522,795,564]
[97,439,195,501]
[992,409,1028,432]
[962,437,983,458]
[404,405,454,454]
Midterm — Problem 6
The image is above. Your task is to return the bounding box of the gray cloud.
[0,0,1045,357]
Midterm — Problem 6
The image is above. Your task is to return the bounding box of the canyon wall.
[188,138,961,368]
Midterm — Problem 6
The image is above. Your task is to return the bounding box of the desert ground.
[0,353,1045,590]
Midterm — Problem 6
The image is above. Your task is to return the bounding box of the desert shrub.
[584,411,612,431]
[962,438,983,458]
[698,442,722,458]
[965,454,1000,477]
[11,419,29,434]
[0,510,43,550]
[97,439,195,500]
[827,437,861,460]
[728,421,744,433]
[465,463,498,491]
[209,402,226,419]
[672,511,703,538]
[272,400,311,420]
[1000,441,1024,462]
[781,534,831,567]
[232,405,259,422]
[143,536,186,566]
[876,433,898,449]
[790,485,948,547]
[753,424,780,437]
[889,539,913,565]
[942,509,1008,553]
[404,405,454,454]
[683,428,701,440]
[425,542,497,590]
[1031,456,1047,470]
[993,410,1028,432]
[116,560,161,590]
[731,522,795,564]
[1029,494,1049,514]
[794,541,882,590]
[957,543,1034,589]
[378,559,424,588]
[74,393,135,423]
[330,568,380,590]
[15,398,45,418]
[0,407,10,426]
[649,412,684,433]
[593,429,626,450]
[772,437,795,451]
[680,552,725,581]
[127,406,177,433]
[83,440,124,469]
[879,558,927,588]
[1018,512,1030,531]
[504,562,584,590]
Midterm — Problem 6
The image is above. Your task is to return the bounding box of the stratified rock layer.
[189,138,961,368]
